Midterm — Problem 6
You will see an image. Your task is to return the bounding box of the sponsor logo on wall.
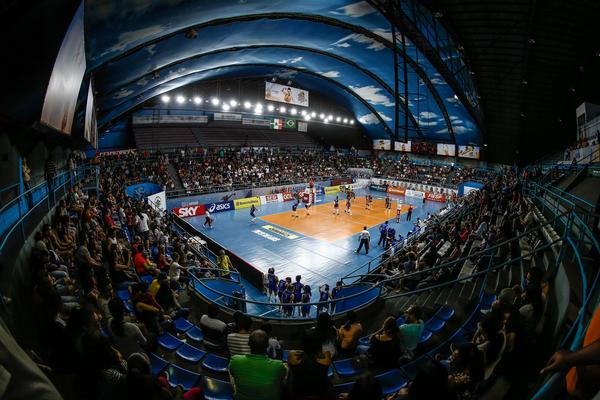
[233,197,261,209]
[172,204,206,218]
[387,186,406,195]
[369,184,388,192]
[425,192,447,202]
[204,200,234,213]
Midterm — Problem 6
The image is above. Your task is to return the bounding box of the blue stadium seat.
[140,275,154,284]
[122,300,135,314]
[158,333,184,351]
[174,317,194,333]
[375,369,407,395]
[334,381,355,395]
[149,353,169,375]
[434,305,455,320]
[165,364,201,391]
[282,350,289,362]
[176,343,207,363]
[396,315,406,326]
[185,325,204,342]
[358,335,371,346]
[419,329,433,343]
[328,365,334,379]
[480,292,496,310]
[117,289,130,301]
[425,317,446,333]
[202,376,234,400]
[333,357,366,378]
[201,353,229,374]
[400,355,433,381]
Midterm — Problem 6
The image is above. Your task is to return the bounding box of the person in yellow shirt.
[217,249,236,279]
[149,272,167,296]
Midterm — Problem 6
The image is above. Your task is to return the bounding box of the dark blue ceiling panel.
[97,46,414,135]
[83,0,481,144]
[98,65,390,140]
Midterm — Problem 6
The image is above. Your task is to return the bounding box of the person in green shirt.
[399,305,425,355]
[229,329,287,400]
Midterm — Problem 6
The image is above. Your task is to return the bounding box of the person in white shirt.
[135,210,150,246]
[356,226,371,255]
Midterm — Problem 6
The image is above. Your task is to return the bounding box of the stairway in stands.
[166,161,184,190]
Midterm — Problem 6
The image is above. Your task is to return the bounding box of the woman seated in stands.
[107,298,148,359]
[108,244,137,290]
[365,316,402,369]
[472,312,506,380]
[287,329,335,400]
[337,311,363,357]
[133,247,157,276]
[312,312,338,359]
[131,281,168,334]
[446,343,485,399]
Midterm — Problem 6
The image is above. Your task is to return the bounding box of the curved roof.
[84,0,482,145]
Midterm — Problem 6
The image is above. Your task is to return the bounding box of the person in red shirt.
[133,248,156,276]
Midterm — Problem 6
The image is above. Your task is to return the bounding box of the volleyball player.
[250,204,258,222]
[396,202,402,223]
[203,210,214,228]
[345,197,352,215]
[292,200,299,217]
[267,268,278,302]
[333,196,340,215]
[385,194,391,211]
[304,200,311,216]
[367,194,373,210]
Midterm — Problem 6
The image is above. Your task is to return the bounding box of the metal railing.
[0,165,99,256]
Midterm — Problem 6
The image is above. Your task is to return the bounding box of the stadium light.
[193,96,202,104]
[255,103,263,110]
[254,107,262,115]
[290,108,297,115]
[211,97,220,106]
[301,110,307,116]
[311,111,316,118]
[176,95,186,104]
[350,119,355,124]
[319,113,325,120]
[304,114,311,121]
[222,103,230,111]
[267,104,275,111]
[327,114,333,121]
[161,95,170,104]
[244,101,252,109]
[280,106,286,113]
[343,118,348,123]
[229,99,237,107]
[336,116,341,122]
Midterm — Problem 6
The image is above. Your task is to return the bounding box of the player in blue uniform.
[318,284,330,314]
[333,196,340,215]
[301,286,312,317]
[330,281,343,313]
[292,201,299,217]
[267,267,278,301]
[250,204,257,222]
[282,285,294,317]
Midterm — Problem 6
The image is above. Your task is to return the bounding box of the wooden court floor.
[260,197,413,242]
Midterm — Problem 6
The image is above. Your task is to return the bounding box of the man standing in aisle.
[378,221,388,247]
[356,226,370,255]
[406,205,413,221]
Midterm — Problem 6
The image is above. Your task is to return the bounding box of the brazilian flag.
[285,119,296,130]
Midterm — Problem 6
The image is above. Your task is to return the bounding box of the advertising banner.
[373,139,391,150]
[204,200,234,214]
[387,186,406,195]
[331,178,353,186]
[214,113,242,121]
[265,81,309,107]
[40,2,86,134]
[234,197,261,209]
[172,204,206,218]
[425,192,447,202]
[242,118,271,127]
[84,81,97,148]
[370,184,388,192]
[436,143,456,157]
[298,121,308,132]
[324,185,342,195]
[282,192,295,202]
[394,141,412,152]
[260,193,284,205]
[405,189,425,199]
[458,145,481,159]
